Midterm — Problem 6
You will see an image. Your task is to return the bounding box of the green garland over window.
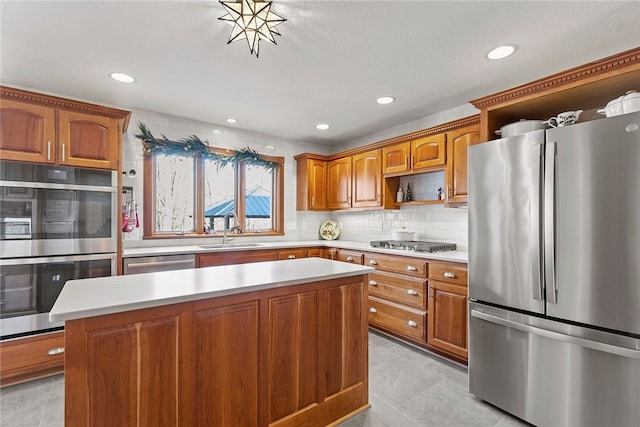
[134,122,279,169]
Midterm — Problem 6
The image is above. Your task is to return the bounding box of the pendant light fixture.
[219,0,286,58]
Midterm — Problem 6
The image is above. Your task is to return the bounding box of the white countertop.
[50,258,374,322]
[123,239,469,263]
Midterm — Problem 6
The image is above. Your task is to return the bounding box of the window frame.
[143,148,284,239]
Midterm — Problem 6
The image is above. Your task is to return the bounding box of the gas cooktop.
[369,240,457,253]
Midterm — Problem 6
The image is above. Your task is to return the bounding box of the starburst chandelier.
[219,0,286,58]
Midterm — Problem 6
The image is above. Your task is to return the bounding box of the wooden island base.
[63,274,369,427]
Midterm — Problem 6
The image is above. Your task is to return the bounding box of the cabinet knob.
[407,290,419,296]
[369,260,378,265]
[443,272,456,278]
[407,320,418,328]
[48,347,65,356]
[346,256,354,262]
[287,255,296,259]
[369,307,377,314]
[369,280,377,286]
[407,265,418,272]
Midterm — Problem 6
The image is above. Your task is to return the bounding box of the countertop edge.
[50,258,374,322]
[123,239,468,263]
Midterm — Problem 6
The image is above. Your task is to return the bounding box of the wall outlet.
[301,222,307,231]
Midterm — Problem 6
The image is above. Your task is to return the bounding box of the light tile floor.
[0,331,528,427]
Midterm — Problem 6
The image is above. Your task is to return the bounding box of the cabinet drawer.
[367,297,426,342]
[336,249,364,265]
[0,331,65,386]
[428,261,467,285]
[277,248,308,260]
[368,271,427,309]
[364,253,427,277]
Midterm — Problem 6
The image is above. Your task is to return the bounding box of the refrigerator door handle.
[471,309,640,360]
[531,141,544,301]
[544,141,558,303]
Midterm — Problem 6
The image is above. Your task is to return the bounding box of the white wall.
[121,103,478,250]
[121,108,331,247]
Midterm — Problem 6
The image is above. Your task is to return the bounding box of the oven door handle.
[0,253,116,266]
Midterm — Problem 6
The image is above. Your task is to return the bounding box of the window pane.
[245,164,273,231]
[154,154,194,233]
[203,160,235,233]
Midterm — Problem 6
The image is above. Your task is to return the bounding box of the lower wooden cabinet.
[63,275,369,426]
[368,297,426,341]
[0,331,65,386]
[427,261,468,360]
[277,248,308,260]
[197,249,278,267]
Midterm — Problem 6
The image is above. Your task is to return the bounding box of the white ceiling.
[1,1,639,146]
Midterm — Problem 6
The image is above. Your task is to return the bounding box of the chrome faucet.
[222,212,238,245]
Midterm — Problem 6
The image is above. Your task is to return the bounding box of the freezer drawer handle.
[443,272,456,278]
[369,307,377,314]
[471,309,640,360]
[407,290,419,296]
[368,280,377,286]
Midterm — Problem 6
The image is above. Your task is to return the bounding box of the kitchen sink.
[198,243,267,249]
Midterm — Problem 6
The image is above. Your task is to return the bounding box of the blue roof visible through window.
[204,185,271,218]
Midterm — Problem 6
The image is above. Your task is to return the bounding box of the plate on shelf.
[319,220,340,240]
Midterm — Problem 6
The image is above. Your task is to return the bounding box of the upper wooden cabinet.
[0,99,56,164]
[411,134,446,170]
[0,86,131,170]
[295,154,327,211]
[352,150,382,208]
[382,133,446,175]
[327,156,352,209]
[58,111,119,169]
[471,47,640,141]
[444,123,480,207]
[327,150,384,210]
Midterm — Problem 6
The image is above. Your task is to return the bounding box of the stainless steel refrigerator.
[468,112,640,427]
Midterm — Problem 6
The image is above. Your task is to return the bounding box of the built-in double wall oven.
[0,160,118,339]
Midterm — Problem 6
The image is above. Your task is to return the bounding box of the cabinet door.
[308,159,327,210]
[382,142,410,174]
[411,133,446,170]
[445,125,480,206]
[327,157,352,209]
[352,150,382,208]
[0,99,56,164]
[277,248,308,260]
[196,250,278,267]
[0,331,64,386]
[58,110,118,169]
[427,281,468,360]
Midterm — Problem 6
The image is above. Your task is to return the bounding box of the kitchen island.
[50,258,374,427]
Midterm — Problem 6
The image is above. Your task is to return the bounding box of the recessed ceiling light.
[316,124,330,130]
[109,72,136,83]
[486,44,517,60]
[376,96,395,105]
[226,118,237,123]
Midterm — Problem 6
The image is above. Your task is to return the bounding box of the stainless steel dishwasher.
[123,254,196,275]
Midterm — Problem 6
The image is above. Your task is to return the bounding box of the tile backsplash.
[328,204,468,251]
